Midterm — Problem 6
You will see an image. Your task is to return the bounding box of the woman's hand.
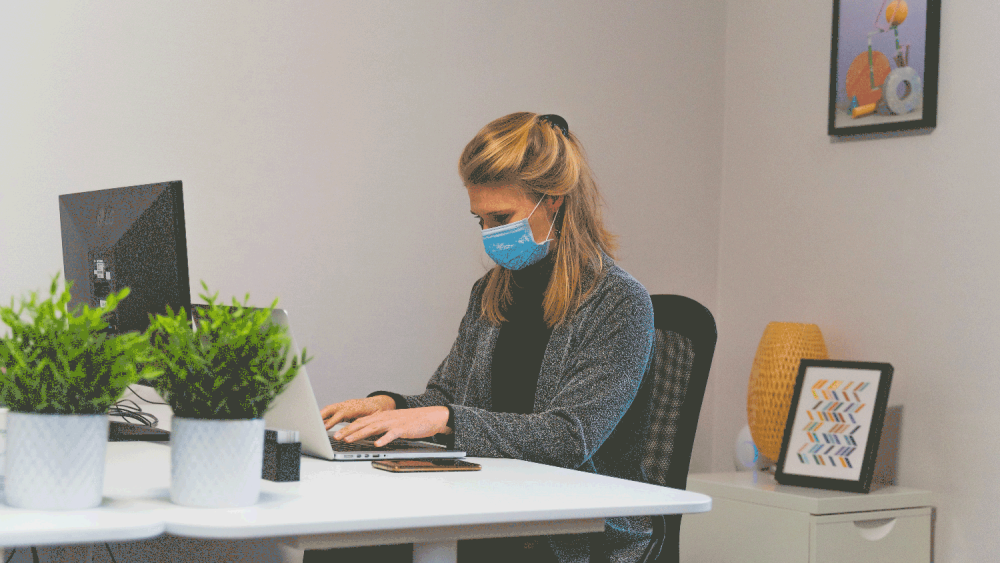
[320,395,396,430]
[332,406,452,447]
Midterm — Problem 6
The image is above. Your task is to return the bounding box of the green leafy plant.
[147,282,309,420]
[0,274,159,414]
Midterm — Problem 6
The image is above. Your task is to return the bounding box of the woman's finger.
[332,419,360,440]
[324,399,377,429]
[333,416,371,440]
[336,414,385,442]
[324,410,347,429]
[324,416,345,430]
[319,403,341,420]
[324,405,361,429]
[322,401,356,422]
[373,427,402,448]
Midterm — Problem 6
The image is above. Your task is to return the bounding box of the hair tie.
[538,114,569,137]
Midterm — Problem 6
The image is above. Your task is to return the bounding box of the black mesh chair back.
[635,294,717,563]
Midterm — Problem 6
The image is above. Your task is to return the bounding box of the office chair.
[633,294,717,563]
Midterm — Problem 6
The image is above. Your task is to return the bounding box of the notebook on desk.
[262,309,465,461]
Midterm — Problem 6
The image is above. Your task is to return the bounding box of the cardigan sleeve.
[399,277,486,410]
[452,274,654,469]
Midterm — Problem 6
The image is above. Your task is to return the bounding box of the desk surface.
[1,408,711,547]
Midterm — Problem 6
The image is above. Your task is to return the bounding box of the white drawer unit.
[680,472,933,563]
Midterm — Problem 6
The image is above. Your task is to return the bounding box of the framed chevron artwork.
[774,359,894,493]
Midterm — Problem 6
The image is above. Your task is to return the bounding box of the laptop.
[261,309,466,461]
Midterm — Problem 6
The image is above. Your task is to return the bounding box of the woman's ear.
[546,195,565,215]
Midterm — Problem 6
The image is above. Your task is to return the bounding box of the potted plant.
[147,282,308,508]
[0,275,158,510]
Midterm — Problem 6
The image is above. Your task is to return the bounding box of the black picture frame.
[827,0,941,137]
[774,360,893,493]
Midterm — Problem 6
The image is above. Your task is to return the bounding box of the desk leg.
[412,540,457,563]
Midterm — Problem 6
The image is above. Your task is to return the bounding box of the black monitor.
[58,181,191,334]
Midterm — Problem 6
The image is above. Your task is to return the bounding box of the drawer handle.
[853,517,897,541]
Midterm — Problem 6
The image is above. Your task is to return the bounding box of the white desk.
[1,396,712,563]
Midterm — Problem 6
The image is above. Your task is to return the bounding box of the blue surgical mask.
[481,197,557,271]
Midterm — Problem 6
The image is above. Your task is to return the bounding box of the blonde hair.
[459,112,618,328]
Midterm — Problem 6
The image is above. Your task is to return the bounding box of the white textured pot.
[3,412,108,510]
[170,416,265,508]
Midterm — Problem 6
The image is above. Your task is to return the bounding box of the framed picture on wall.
[774,360,893,493]
[827,0,941,137]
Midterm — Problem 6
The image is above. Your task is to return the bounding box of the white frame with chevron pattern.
[774,359,894,493]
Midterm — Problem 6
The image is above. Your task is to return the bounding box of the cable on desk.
[128,385,167,405]
[104,543,119,563]
[108,399,159,427]
[4,547,15,563]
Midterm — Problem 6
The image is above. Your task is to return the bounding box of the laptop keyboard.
[328,437,433,451]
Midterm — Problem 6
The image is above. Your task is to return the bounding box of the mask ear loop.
[527,196,545,217]
[542,201,560,243]
[527,195,559,243]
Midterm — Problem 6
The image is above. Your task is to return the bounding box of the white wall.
[718,0,1000,560]
[0,0,724,467]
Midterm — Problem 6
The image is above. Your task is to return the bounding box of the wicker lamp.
[747,322,829,461]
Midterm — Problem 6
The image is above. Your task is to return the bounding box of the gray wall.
[0,0,723,469]
[716,0,998,560]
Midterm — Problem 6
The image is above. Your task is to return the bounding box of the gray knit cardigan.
[402,254,655,563]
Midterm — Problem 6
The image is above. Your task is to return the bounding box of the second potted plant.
[147,283,308,508]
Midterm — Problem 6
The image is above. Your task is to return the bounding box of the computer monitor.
[58,181,191,334]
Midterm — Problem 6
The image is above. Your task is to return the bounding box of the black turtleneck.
[489,254,556,414]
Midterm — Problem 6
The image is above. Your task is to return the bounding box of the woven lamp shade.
[747,322,829,461]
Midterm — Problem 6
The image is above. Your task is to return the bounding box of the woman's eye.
[476,215,510,228]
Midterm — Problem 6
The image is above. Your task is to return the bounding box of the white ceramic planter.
[3,412,108,510]
[170,416,265,508]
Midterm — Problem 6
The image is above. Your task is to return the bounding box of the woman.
[317,112,655,563]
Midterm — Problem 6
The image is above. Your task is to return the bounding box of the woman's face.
[467,185,563,244]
